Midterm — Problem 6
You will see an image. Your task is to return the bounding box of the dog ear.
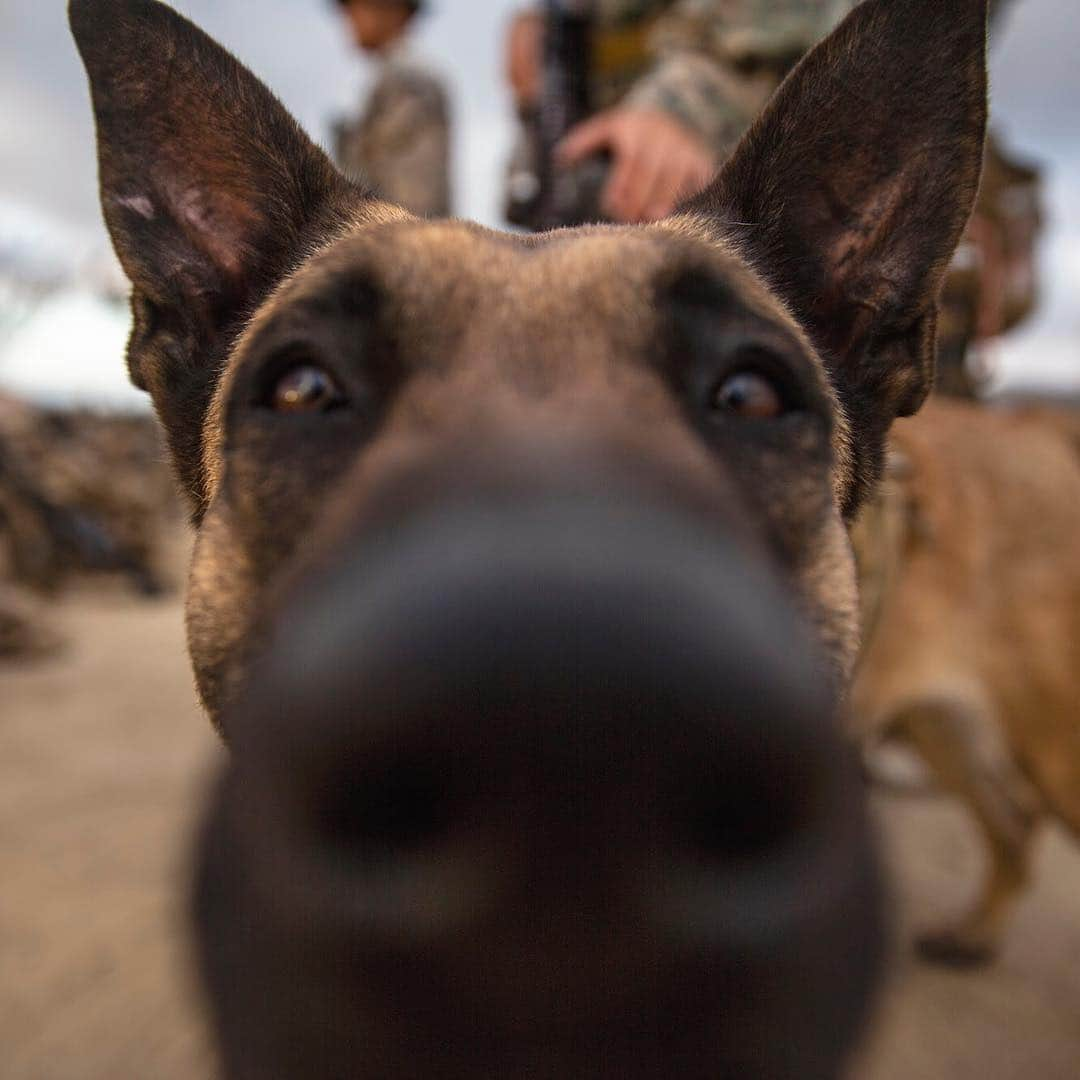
[683,0,988,514]
[70,0,362,508]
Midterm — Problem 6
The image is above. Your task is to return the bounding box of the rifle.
[505,0,608,231]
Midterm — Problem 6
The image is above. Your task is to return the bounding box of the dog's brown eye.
[271,365,343,414]
[710,371,784,420]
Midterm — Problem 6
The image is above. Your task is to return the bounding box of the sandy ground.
[2,584,1079,1079]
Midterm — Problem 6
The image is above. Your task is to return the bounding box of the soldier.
[504,0,856,227]
[505,0,1042,400]
[331,0,452,218]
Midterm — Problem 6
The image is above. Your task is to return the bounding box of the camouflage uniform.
[505,0,854,226]
[539,0,854,157]
[611,0,855,158]
[334,45,452,218]
[601,0,1012,156]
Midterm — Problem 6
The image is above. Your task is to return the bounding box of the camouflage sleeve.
[623,52,758,156]
[623,0,855,156]
[353,70,452,219]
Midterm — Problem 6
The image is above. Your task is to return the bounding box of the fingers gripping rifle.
[506,1,608,231]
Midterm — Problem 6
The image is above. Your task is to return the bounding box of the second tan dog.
[851,397,1080,967]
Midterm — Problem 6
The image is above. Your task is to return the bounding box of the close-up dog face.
[69,1,991,1077]
[196,213,853,716]
[72,0,987,724]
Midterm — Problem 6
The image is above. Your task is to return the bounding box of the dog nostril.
[682,758,814,863]
[317,758,461,858]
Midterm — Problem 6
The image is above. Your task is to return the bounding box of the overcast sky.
[0,0,1077,399]
[0,0,525,229]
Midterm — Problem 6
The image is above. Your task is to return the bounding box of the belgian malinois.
[852,398,1080,967]
[72,0,988,1076]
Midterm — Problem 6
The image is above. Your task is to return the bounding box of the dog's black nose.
[195,493,883,1080]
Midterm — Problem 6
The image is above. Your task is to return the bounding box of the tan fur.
[70,0,990,728]
[851,399,1080,964]
[185,216,860,712]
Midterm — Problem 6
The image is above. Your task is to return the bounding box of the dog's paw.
[915,928,998,969]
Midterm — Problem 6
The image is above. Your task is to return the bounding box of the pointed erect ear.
[70,0,364,506]
[683,0,988,512]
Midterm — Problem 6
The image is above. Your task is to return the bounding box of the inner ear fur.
[684,0,988,515]
[70,0,364,510]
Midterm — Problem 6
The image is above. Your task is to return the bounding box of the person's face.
[342,1,413,53]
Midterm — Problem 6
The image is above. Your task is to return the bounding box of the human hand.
[556,108,717,223]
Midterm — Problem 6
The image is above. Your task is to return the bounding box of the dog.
[72,0,988,1076]
[850,398,1080,967]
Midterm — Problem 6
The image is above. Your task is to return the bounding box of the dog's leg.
[890,698,1042,968]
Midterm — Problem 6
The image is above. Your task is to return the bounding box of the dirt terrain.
[2,582,1079,1079]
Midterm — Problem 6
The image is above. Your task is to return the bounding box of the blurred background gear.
[331,0,452,216]
[939,135,1044,398]
[0,392,179,658]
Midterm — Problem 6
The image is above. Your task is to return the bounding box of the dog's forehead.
[270,214,801,340]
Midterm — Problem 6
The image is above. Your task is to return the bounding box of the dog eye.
[270,365,343,414]
[709,371,784,420]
